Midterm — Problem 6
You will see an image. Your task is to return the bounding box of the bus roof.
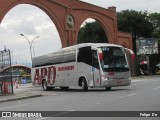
[34,43,123,59]
[78,43,122,48]
[62,43,123,50]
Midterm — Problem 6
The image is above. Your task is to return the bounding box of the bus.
[32,43,135,91]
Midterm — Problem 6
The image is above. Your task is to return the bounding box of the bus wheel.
[42,80,49,91]
[105,87,111,91]
[81,78,88,91]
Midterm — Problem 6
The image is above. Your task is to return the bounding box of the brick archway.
[0,0,132,49]
[0,0,67,47]
[76,16,112,44]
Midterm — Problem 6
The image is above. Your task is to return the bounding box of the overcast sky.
[0,0,160,66]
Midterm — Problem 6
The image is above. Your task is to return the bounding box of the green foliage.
[20,71,28,76]
[148,13,160,28]
[147,13,160,39]
[117,10,154,39]
[77,21,108,43]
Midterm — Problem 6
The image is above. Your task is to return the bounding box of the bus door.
[92,50,101,87]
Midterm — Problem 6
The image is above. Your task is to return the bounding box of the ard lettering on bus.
[34,69,40,85]
[33,66,56,85]
[41,67,48,80]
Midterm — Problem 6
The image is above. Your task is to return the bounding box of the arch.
[0,0,66,47]
[1,64,31,74]
[76,15,113,44]
[121,42,128,48]
[118,31,133,49]
[71,5,119,45]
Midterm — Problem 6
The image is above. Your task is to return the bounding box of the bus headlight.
[126,77,131,83]
[101,76,108,81]
[128,77,131,80]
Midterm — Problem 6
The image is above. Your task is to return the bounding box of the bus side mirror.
[99,53,103,61]
[94,47,103,61]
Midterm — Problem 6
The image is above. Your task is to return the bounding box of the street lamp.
[20,34,40,64]
[32,41,38,57]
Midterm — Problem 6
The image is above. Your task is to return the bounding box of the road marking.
[127,94,136,97]
[153,87,160,90]
[132,80,145,83]
[0,103,30,110]
[120,93,136,99]
[69,110,75,111]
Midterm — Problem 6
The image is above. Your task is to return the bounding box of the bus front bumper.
[101,77,131,87]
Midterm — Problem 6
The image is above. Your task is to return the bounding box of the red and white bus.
[32,43,135,91]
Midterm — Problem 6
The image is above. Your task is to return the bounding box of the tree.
[148,13,160,39]
[117,10,154,55]
[147,13,160,68]
[77,21,108,43]
[117,10,154,39]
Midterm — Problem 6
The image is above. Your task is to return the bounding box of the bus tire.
[105,87,111,91]
[81,78,88,91]
[42,80,50,91]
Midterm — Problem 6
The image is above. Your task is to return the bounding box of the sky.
[0,0,160,67]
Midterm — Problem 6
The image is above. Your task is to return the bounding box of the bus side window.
[92,50,99,69]
[77,47,92,66]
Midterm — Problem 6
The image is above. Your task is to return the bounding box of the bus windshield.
[99,47,129,72]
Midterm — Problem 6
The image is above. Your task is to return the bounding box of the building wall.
[118,31,133,49]
[118,31,135,76]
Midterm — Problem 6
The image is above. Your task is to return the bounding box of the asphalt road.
[0,76,160,120]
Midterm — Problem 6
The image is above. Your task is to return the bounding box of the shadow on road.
[41,87,131,93]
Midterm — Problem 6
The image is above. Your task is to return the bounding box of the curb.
[0,94,42,103]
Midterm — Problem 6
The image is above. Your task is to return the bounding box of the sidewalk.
[0,83,42,103]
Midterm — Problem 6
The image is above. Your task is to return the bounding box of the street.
[0,76,160,120]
